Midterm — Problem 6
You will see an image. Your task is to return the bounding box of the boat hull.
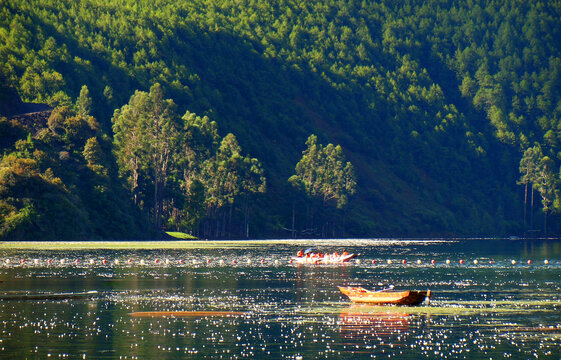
[339,287,429,306]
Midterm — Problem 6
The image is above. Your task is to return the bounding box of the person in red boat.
[342,251,348,256]
[297,250,304,257]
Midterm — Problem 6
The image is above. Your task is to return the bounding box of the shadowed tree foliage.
[2,0,561,237]
[0,86,150,240]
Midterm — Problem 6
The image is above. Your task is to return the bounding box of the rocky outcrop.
[0,85,52,118]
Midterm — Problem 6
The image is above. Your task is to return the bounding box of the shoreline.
[0,237,558,250]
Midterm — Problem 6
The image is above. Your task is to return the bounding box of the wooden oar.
[130,311,245,317]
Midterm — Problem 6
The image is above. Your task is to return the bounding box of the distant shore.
[0,238,453,250]
[1,237,557,251]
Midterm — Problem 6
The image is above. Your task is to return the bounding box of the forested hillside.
[1,0,560,239]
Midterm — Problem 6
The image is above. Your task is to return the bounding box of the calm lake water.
[1,239,560,359]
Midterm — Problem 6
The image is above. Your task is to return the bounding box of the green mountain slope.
[1,0,560,238]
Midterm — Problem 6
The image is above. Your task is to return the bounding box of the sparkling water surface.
[1,239,560,359]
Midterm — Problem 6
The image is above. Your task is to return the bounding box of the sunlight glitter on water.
[0,239,560,359]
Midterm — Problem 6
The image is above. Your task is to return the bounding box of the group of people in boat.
[292,248,356,264]
[295,249,350,259]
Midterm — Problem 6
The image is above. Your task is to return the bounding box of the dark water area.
[0,239,560,359]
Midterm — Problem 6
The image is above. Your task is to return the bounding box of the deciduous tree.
[518,145,542,227]
[534,156,558,235]
[290,134,356,237]
[112,83,179,228]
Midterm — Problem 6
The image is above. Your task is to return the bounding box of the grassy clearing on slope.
[165,231,198,240]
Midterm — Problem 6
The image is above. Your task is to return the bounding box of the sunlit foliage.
[1,0,560,237]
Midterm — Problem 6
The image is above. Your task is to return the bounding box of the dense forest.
[1,0,560,239]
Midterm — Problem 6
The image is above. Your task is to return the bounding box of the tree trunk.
[215,211,220,239]
[228,205,233,239]
[306,203,311,233]
[154,176,159,229]
[531,186,534,229]
[245,205,250,239]
[342,212,346,238]
[524,183,528,228]
[292,202,296,239]
[222,209,227,239]
[244,202,250,239]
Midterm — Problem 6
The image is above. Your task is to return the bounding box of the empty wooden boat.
[338,286,430,306]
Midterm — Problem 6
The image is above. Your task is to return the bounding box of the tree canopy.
[2,0,561,238]
[289,134,356,237]
[112,84,265,238]
[291,135,356,209]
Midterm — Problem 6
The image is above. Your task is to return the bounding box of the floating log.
[0,290,98,300]
[502,326,561,333]
[130,311,245,317]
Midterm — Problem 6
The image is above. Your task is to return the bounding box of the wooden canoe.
[338,286,430,306]
[0,290,98,301]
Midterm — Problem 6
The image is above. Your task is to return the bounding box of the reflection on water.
[0,239,560,359]
[339,307,409,341]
